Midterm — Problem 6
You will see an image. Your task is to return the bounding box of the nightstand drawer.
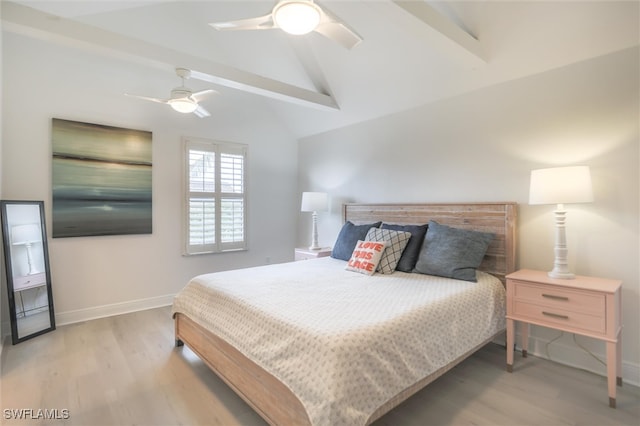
[513,300,605,334]
[513,281,605,315]
[13,272,47,291]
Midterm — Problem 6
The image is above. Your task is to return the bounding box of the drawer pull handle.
[542,294,569,301]
[542,311,569,320]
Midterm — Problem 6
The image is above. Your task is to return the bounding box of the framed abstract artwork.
[52,118,152,238]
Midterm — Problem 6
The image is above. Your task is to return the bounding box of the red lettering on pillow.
[358,241,384,251]
[347,258,376,272]
[353,250,374,260]
[347,240,387,275]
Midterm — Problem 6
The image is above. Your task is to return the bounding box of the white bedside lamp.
[301,192,328,250]
[529,166,593,279]
[11,223,42,275]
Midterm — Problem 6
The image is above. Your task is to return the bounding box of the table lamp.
[301,192,328,250]
[11,223,42,275]
[529,166,593,279]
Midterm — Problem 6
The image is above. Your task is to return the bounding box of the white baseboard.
[496,332,640,388]
[1,294,175,341]
[55,294,175,326]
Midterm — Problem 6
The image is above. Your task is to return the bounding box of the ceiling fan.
[125,68,217,118]
[210,0,362,50]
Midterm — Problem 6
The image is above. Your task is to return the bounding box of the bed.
[172,202,517,425]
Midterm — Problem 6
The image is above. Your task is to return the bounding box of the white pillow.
[365,228,412,274]
[345,240,386,276]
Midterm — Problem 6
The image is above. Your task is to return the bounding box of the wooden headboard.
[343,202,517,284]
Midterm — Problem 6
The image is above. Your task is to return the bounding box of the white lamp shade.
[11,223,42,245]
[273,1,321,35]
[529,166,594,205]
[301,192,328,212]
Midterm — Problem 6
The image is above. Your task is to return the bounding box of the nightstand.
[13,272,48,318]
[294,247,332,261]
[506,269,622,408]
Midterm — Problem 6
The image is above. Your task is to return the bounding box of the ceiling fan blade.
[313,4,362,49]
[124,93,169,104]
[193,105,211,118]
[191,89,217,102]
[210,13,275,31]
[314,22,362,49]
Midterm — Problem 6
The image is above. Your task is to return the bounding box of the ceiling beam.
[391,0,486,67]
[286,36,334,97]
[1,1,340,111]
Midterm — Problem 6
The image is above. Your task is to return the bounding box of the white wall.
[298,47,639,384]
[1,32,299,327]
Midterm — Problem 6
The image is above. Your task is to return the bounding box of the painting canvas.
[52,119,152,238]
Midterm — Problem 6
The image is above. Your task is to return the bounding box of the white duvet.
[171,257,506,425]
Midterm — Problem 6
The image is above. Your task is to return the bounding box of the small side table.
[13,272,48,317]
[506,269,622,408]
[294,247,332,261]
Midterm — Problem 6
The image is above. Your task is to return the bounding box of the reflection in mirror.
[1,201,55,344]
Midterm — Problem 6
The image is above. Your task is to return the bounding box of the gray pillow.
[413,220,494,282]
[331,221,382,261]
[380,223,428,272]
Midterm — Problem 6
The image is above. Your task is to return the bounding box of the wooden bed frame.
[174,202,517,425]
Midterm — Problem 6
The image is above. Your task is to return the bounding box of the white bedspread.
[171,257,506,426]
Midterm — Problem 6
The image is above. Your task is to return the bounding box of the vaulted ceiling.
[3,1,638,138]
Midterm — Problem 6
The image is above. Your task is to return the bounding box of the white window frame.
[183,137,248,255]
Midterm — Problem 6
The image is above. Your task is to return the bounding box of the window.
[184,137,247,255]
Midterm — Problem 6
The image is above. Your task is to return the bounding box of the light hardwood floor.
[1,306,638,425]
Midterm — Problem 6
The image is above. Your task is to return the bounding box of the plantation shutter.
[184,138,247,255]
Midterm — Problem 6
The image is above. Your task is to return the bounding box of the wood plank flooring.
[1,306,638,425]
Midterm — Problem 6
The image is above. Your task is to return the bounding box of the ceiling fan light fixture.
[169,98,198,113]
[273,1,321,35]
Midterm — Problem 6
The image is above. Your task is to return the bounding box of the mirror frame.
[1,200,56,344]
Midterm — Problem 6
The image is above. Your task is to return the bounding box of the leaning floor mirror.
[1,200,55,344]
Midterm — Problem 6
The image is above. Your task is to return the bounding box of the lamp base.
[25,243,40,275]
[308,211,321,252]
[548,206,576,280]
[548,270,575,280]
